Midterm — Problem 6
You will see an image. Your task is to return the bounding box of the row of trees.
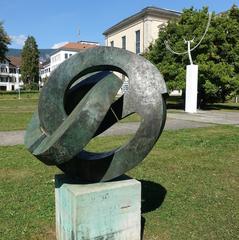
[0,22,39,89]
[145,5,239,107]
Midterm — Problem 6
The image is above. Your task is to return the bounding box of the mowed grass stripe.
[0,125,238,240]
[0,98,38,131]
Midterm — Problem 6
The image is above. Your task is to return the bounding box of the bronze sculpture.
[25,46,167,182]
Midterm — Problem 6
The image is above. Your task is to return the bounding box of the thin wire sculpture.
[164,12,212,65]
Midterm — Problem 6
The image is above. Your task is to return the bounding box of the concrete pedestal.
[185,64,198,113]
[55,175,141,240]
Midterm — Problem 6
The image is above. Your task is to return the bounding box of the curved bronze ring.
[25,46,167,182]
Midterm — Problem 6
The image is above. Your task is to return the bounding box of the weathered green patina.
[55,175,141,239]
[25,46,167,182]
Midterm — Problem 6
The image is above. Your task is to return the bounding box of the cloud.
[10,34,27,47]
[51,41,69,49]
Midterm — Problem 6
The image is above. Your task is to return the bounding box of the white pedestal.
[55,175,141,240]
[185,64,198,113]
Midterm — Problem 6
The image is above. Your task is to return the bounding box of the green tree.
[145,6,239,107]
[21,36,39,89]
[0,21,10,60]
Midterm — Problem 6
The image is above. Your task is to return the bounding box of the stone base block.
[55,175,141,240]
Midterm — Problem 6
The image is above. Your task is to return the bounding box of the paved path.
[0,110,238,146]
[0,130,25,146]
[168,110,239,125]
[100,118,213,137]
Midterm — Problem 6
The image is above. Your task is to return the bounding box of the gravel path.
[0,130,25,146]
[168,110,239,125]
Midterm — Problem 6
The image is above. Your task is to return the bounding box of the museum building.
[103,6,180,55]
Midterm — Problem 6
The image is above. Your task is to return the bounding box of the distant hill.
[7,48,55,61]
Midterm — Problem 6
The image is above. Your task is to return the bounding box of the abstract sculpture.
[25,46,167,182]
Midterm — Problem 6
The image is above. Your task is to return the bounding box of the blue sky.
[1,0,238,49]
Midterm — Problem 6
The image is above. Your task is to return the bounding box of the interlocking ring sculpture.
[25,47,167,182]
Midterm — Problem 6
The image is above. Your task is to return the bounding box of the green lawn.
[0,92,39,131]
[0,93,239,131]
[0,91,39,100]
[0,95,140,131]
[0,125,238,240]
[0,98,38,131]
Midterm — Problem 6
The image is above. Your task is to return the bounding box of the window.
[0,67,7,73]
[9,68,16,74]
[0,86,7,90]
[52,54,60,63]
[135,30,140,54]
[65,53,68,59]
[110,41,114,47]
[122,36,126,50]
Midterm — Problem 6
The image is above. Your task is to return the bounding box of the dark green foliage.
[0,21,10,61]
[24,82,39,91]
[145,6,239,107]
[21,36,39,88]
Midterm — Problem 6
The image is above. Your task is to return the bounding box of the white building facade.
[0,57,22,91]
[103,7,180,94]
[39,60,50,80]
[50,50,76,72]
[50,42,100,73]
[40,41,99,81]
[103,7,180,54]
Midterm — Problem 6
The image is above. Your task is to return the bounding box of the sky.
[1,0,239,49]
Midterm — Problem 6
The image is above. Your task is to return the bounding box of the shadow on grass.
[167,100,239,111]
[167,102,184,110]
[140,180,167,213]
[166,96,184,110]
[140,180,167,239]
[203,104,239,111]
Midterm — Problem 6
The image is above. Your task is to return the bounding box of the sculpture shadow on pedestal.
[139,179,167,240]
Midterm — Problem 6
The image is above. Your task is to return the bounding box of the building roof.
[7,56,22,67]
[50,42,99,56]
[103,6,181,36]
[61,42,98,50]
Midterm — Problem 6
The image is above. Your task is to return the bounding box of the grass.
[119,113,141,123]
[0,93,238,131]
[0,98,38,131]
[204,102,239,111]
[0,97,139,131]
[0,93,140,131]
[0,92,39,131]
[0,125,238,240]
[0,91,39,100]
